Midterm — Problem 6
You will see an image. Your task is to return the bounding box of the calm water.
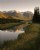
[0,30,24,42]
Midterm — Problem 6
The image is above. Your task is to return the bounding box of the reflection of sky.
[0,30,24,42]
[0,0,40,12]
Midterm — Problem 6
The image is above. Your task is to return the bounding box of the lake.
[0,30,24,42]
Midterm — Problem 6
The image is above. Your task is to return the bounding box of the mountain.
[0,12,7,18]
[23,11,33,17]
[0,10,33,20]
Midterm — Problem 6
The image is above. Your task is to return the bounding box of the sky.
[0,0,40,13]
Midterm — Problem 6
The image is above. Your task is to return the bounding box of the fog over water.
[0,30,24,42]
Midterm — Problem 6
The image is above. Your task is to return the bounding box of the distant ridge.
[0,10,33,20]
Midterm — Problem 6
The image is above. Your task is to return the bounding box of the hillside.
[0,11,33,20]
[0,23,40,50]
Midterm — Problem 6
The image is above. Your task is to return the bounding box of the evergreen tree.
[32,7,40,23]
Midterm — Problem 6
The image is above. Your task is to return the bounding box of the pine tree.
[32,7,40,23]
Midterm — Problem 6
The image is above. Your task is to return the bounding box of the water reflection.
[0,30,24,42]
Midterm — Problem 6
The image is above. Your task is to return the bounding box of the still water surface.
[0,30,24,42]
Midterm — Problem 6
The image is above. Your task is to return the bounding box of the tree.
[32,7,40,23]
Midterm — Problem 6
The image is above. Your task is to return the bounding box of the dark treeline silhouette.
[32,7,40,23]
[0,18,23,24]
